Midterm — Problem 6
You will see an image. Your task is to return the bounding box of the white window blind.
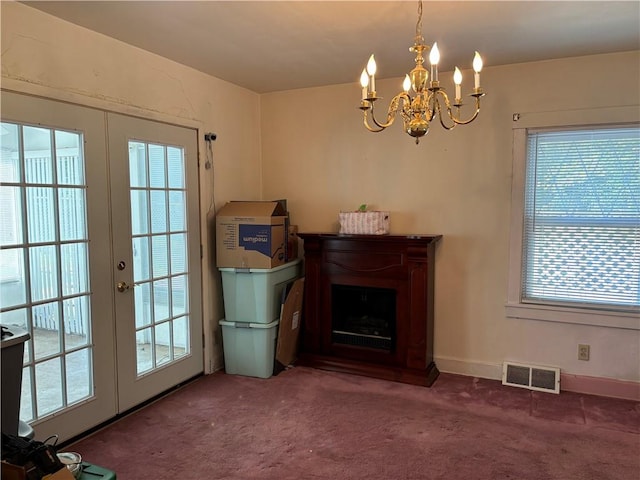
[523,126,640,311]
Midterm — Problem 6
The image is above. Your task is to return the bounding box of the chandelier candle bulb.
[473,52,483,89]
[367,55,376,93]
[429,43,440,83]
[360,69,369,100]
[453,67,462,101]
[403,74,411,93]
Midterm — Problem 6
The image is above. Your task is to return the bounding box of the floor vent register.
[502,361,560,394]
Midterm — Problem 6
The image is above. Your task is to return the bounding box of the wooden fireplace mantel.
[297,233,442,387]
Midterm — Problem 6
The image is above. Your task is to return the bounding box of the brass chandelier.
[359,0,485,144]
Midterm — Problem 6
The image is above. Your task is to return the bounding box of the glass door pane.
[128,141,190,375]
[0,122,93,422]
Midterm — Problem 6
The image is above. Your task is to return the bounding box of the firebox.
[331,284,396,351]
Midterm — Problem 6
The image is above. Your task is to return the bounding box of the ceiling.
[22,1,640,94]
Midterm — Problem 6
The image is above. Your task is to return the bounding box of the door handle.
[116,281,133,293]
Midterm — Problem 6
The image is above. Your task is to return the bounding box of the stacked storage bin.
[219,258,301,378]
[1,325,32,438]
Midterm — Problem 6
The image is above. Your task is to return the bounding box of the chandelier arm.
[438,90,482,126]
[400,108,412,127]
[450,96,482,125]
[434,93,458,131]
[438,115,457,131]
[368,93,411,129]
[368,102,395,130]
[363,110,386,133]
[426,90,454,130]
[425,92,437,123]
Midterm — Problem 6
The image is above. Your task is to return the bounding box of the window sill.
[505,302,640,330]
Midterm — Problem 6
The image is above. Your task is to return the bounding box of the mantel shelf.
[298,233,442,243]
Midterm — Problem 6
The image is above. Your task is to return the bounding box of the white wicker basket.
[338,211,390,235]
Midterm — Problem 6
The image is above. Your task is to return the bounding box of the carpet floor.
[68,367,640,480]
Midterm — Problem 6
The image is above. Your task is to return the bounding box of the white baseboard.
[560,373,640,401]
[435,355,503,381]
[434,355,640,401]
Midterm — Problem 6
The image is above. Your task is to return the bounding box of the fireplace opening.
[331,284,396,351]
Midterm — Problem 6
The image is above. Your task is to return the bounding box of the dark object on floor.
[79,462,117,479]
[1,433,64,480]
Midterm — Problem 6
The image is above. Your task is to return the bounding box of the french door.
[107,113,202,412]
[0,91,203,441]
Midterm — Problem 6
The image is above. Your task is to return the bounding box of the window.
[507,113,639,330]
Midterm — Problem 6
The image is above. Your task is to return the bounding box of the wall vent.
[502,362,560,394]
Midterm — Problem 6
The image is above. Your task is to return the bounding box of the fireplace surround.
[297,233,441,387]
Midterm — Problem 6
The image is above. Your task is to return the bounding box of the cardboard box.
[287,225,299,261]
[275,277,305,371]
[1,462,75,480]
[216,201,288,269]
[1,461,26,480]
[43,467,75,480]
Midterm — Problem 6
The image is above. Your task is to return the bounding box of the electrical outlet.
[578,344,590,361]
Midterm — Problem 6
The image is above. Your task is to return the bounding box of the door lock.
[116,281,133,293]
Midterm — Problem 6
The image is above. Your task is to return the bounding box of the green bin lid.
[219,319,279,329]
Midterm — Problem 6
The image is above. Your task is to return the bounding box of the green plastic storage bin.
[219,258,300,324]
[219,319,279,378]
[79,462,116,479]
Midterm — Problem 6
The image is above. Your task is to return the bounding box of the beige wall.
[1,2,264,372]
[3,2,639,388]
[261,51,640,384]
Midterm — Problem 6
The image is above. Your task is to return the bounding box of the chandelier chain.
[415,1,424,45]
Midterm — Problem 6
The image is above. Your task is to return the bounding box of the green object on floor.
[79,462,116,479]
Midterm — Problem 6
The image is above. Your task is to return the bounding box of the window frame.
[506,106,640,330]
